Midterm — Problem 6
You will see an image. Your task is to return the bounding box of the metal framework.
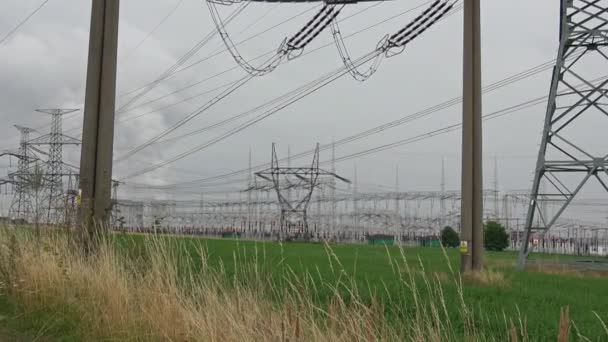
[209,0,456,80]
[7,125,37,222]
[29,109,80,224]
[110,180,123,228]
[208,1,344,75]
[63,171,79,228]
[249,143,350,237]
[518,0,608,269]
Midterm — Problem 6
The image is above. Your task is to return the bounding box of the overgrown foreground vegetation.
[0,229,607,341]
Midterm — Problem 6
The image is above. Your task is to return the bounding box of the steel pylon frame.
[29,109,80,224]
[8,125,37,222]
[251,143,350,238]
[518,0,608,269]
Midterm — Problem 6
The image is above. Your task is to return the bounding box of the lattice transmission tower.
[248,143,350,239]
[518,0,608,269]
[8,125,37,222]
[29,109,80,224]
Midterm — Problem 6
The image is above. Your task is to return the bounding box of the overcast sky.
[0,0,606,221]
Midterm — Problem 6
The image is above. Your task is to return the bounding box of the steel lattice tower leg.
[9,125,36,222]
[63,172,79,229]
[518,0,608,269]
[111,180,120,228]
[34,109,79,224]
[47,109,64,224]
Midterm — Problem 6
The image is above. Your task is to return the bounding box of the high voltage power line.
[121,0,186,61]
[0,1,324,147]
[119,51,383,178]
[0,0,438,152]
[209,2,343,76]
[62,43,563,150]
[0,0,55,146]
[117,1,344,110]
[115,1,443,163]
[117,1,429,118]
[117,2,461,176]
[128,74,608,191]
[1,0,427,183]
[116,2,252,114]
[57,1,383,140]
[0,0,488,153]
[113,46,584,180]
[4,0,592,215]
[117,4,324,99]
[140,28,566,150]
[2,25,568,187]
[110,1,426,123]
[0,0,51,45]
[119,0,389,97]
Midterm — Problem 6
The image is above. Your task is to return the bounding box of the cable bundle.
[284,5,344,58]
[208,0,283,76]
[334,0,459,82]
[385,0,457,50]
[208,1,344,76]
[118,1,463,176]
[331,19,385,82]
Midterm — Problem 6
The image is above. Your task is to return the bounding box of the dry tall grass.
[0,229,597,341]
[528,263,608,279]
[462,269,509,287]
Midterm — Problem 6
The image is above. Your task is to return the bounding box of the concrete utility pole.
[460,0,483,273]
[79,0,120,249]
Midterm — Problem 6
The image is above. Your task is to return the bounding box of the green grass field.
[1,233,607,341]
[115,235,608,340]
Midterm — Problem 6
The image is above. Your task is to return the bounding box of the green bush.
[484,221,509,251]
[440,226,459,248]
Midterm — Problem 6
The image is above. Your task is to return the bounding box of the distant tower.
[111,180,121,228]
[247,149,252,231]
[519,0,608,269]
[331,141,337,230]
[440,158,446,227]
[9,125,36,222]
[394,165,400,234]
[287,145,292,207]
[64,171,79,228]
[248,143,350,238]
[353,165,359,234]
[494,157,499,219]
[29,109,80,224]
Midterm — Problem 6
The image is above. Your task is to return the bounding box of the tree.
[484,221,509,251]
[441,226,460,248]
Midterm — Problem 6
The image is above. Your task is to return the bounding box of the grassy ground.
[114,234,608,340]
[1,231,607,341]
[0,294,78,341]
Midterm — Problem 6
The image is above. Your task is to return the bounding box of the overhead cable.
[0,0,51,45]
[207,0,344,76]
[122,0,186,61]
[332,0,459,81]
[120,50,382,180]
[121,2,464,150]
[117,2,250,113]
[134,71,606,190]
[116,2,357,161]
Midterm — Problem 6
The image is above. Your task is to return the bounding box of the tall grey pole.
[460,0,483,273]
[79,0,120,249]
